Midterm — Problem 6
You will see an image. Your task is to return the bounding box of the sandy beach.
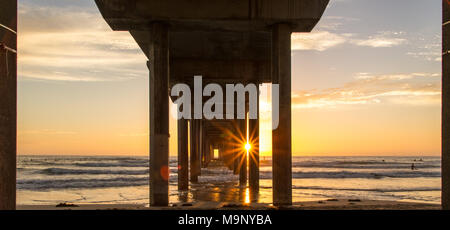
[16,178,442,210]
[17,199,441,210]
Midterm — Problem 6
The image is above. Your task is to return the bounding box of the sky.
[17,0,442,156]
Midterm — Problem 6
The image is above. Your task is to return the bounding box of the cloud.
[352,37,406,48]
[18,129,78,135]
[292,30,407,52]
[291,72,441,109]
[351,31,407,48]
[317,16,359,31]
[292,15,357,51]
[292,31,349,51]
[294,14,407,51]
[117,132,148,137]
[18,3,147,82]
[406,34,441,62]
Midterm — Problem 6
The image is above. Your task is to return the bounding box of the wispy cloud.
[293,30,407,51]
[406,34,441,62]
[350,31,407,48]
[18,3,146,82]
[117,132,148,137]
[291,72,441,109]
[292,31,349,51]
[317,16,360,31]
[18,129,78,135]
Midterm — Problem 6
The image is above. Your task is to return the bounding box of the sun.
[245,143,251,151]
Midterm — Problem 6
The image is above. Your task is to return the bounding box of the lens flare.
[245,143,251,151]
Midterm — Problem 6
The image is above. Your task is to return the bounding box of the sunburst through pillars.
[212,112,259,192]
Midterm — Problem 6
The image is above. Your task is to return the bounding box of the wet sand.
[17,199,440,210]
[17,181,441,210]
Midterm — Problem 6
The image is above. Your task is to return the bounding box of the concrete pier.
[443,0,450,210]
[233,137,240,175]
[272,24,293,206]
[96,0,329,206]
[249,85,260,193]
[148,23,170,206]
[0,0,17,210]
[190,120,200,182]
[239,118,247,187]
[177,118,189,191]
[198,120,203,175]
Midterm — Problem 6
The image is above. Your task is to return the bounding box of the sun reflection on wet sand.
[245,187,250,204]
[170,180,271,205]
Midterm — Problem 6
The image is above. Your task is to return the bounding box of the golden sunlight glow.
[244,187,250,204]
[16,5,441,157]
[245,143,251,151]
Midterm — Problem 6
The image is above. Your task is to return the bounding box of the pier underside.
[94,0,329,206]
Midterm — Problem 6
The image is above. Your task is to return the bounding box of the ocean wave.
[39,167,440,178]
[17,156,442,191]
[40,168,149,175]
[288,159,440,169]
[257,160,440,169]
[255,184,441,193]
[258,170,441,179]
[290,185,441,193]
[73,162,148,168]
[17,177,149,190]
[18,156,150,168]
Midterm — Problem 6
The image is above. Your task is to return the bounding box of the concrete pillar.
[210,143,214,161]
[201,128,205,168]
[0,0,17,210]
[202,135,209,167]
[233,146,239,175]
[205,136,210,165]
[272,23,292,206]
[198,120,203,173]
[148,23,170,206]
[222,141,231,170]
[190,120,199,182]
[249,84,260,193]
[226,141,234,170]
[206,141,211,163]
[177,118,189,191]
[219,143,223,161]
[443,0,450,210]
[239,117,247,187]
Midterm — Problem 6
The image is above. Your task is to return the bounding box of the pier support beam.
[198,120,203,174]
[443,0,450,210]
[202,135,209,167]
[272,23,292,206]
[223,142,231,169]
[148,23,170,206]
[233,146,239,175]
[227,142,234,170]
[190,120,200,182]
[177,118,189,191]
[209,143,214,162]
[219,143,224,161]
[249,84,260,193]
[0,0,17,210]
[239,118,247,187]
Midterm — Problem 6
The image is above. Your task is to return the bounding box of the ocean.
[17,155,441,205]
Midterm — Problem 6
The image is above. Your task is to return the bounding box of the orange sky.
[16,0,441,156]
